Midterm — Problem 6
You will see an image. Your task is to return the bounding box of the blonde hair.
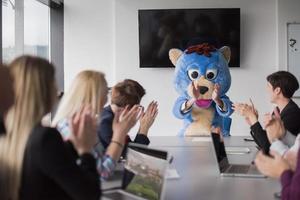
[0,56,56,200]
[52,70,107,126]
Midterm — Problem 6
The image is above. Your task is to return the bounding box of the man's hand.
[112,105,143,143]
[139,101,159,135]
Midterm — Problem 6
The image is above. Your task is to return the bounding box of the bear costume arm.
[173,96,192,119]
[215,95,233,117]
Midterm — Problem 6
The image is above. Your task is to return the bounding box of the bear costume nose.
[199,86,209,94]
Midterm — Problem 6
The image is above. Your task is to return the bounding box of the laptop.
[102,143,168,200]
[210,133,266,178]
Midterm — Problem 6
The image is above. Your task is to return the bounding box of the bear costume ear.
[169,49,183,66]
[219,46,231,63]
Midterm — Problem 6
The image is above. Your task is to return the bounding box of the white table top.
[102,136,280,200]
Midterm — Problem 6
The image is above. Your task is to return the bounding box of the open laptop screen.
[122,143,168,200]
[210,133,230,172]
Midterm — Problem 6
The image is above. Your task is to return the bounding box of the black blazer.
[97,105,150,157]
[20,124,100,200]
[251,100,300,153]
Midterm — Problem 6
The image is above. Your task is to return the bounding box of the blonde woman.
[0,56,141,200]
[52,70,142,179]
[52,70,108,139]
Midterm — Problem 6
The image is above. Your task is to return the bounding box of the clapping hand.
[69,105,97,155]
[255,150,290,178]
[212,84,224,109]
[112,105,143,144]
[184,82,197,111]
[139,101,159,135]
[233,99,258,126]
[263,108,285,143]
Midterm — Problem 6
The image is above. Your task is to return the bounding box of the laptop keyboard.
[226,165,250,173]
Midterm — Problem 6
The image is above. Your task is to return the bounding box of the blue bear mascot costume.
[170,43,233,137]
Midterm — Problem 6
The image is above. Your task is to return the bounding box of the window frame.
[1,0,64,92]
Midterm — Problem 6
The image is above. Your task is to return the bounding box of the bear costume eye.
[205,69,218,80]
[188,69,200,81]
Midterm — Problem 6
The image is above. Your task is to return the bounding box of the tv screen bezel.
[138,8,241,68]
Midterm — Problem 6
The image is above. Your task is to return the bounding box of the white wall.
[64,0,281,136]
[64,0,114,88]
[114,0,277,136]
[277,0,300,105]
[278,0,300,69]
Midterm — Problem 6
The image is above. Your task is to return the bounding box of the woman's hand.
[264,109,285,143]
[232,102,258,126]
[284,149,298,172]
[106,105,143,160]
[255,150,291,178]
[112,105,143,144]
[69,105,97,155]
[139,101,159,135]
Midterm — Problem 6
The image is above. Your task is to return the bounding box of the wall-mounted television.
[138,8,240,68]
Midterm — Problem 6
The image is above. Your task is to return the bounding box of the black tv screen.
[138,8,240,68]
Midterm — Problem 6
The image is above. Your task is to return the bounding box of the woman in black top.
[233,71,300,153]
[20,123,100,200]
[250,100,300,152]
[0,56,141,200]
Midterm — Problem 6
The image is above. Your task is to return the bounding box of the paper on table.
[191,137,212,142]
[166,168,180,179]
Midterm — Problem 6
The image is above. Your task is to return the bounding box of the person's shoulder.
[103,105,112,112]
[288,99,299,107]
[281,100,300,128]
[287,100,300,114]
[32,124,60,135]
[29,124,62,147]
[100,105,114,121]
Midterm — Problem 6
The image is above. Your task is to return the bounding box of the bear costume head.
[170,43,233,136]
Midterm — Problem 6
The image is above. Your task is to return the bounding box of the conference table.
[102,136,280,200]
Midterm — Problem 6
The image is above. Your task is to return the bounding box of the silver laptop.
[102,143,168,200]
[210,133,266,178]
